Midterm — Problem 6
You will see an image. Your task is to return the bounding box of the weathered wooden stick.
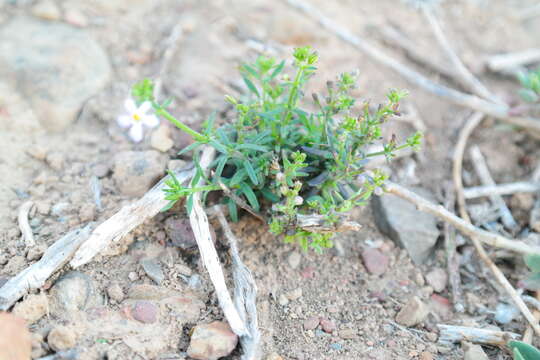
[188,148,249,337]
[422,6,496,101]
[469,145,518,231]
[0,225,92,310]
[486,49,540,72]
[464,181,540,199]
[284,0,540,135]
[215,206,260,360]
[295,213,361,233]
[70,165,195,268]
[437,324,520,346]
[384,182,539,255]
[18,201,35,247]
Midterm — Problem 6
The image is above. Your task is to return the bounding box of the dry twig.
[18,200,35,247]
[214,206,261,360]
[486,48,540,73]
[463,181,540,199]
[385,181,540,337]
[469,145,518,231]
[421,6,496,101]
[0,226,92,310]
[437,324,520,346]
[284,0,540,134]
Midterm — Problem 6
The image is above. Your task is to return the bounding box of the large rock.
[0,17,111,131]
[187,321,238,360]
[395,296,429,327]
[49,271,95,317]
[371,188,440,264]
[113,150,168,197]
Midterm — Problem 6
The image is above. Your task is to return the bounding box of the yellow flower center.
[133,113,141,121]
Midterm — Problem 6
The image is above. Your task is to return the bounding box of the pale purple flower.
[117,99,159,142]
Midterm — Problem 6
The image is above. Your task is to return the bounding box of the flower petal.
[142,114,159,128]
[129,122,144,142]
[117,115,132,128]
[139,101,152,114]
[124,98,137,113]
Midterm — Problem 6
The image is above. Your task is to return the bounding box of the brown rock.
[12,293,49,324]
[303,316,319,330]
[113,150,167,197]
[319,318,336,333]
[47,325,77,351]
[187,321,238,360]
[395,297,429,327]
[0,313,31,360]
[132,301,159,324]
[361,248,389,275]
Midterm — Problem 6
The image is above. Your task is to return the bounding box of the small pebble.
[78,203,96,222]
[47,326,77,351]
[46,152,64,171]
[106,283,124,302]
[303,316,319,330]
[361,248,389,276]
[339,328,357,339]
[319,318,336,333]
[64,8,89,27]
[396,297,429,327]
[92,163,110,178]
[132,301,158,324]
[12,294,49,324]
[425,267,448,293]
[287,251,301,269]
[128,272,139,281]
[150,124,174,153]
[286,288,303,301]
[140,258,165,285]
[329,343,342,351]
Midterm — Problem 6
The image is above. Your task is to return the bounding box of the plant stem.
[156,107,207,142]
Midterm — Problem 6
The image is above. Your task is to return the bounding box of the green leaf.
[209,139,228,154]
[243,160,259,185]
[242,64,259,79]
[522,273,540,290]
[215,155,228,179]
[261,187,280,203]
[509,341,540,360]
[186,194,194,215]
[236,143,268,152]
[269,60,285,79]
[230,168,247,187]
[243,76,260,97]
[240,182,260,211]
[525,254,540,273]
[177,142,201,156]
[227,198,238,222]
[161,201,175,212]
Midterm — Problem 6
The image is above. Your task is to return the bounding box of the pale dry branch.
[18,200,35,247]
[188,148,248,337]
[0,225,92,310]
[486,49,540,73]
[469,145,518,231]
[463,181,540,199]
[437,324,520,346]
[452,111,485,221]
[284,0,540,134]
[214,206,261,360]
[421,6,496,101]
[71,164,195,268]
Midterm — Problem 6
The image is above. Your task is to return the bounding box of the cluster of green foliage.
[133,47,421,252]
[518,68,540,103]
[509,340,540,360]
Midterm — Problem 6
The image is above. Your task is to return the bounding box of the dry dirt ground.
[1,0,540,359]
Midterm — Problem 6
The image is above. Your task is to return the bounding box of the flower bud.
[294,196,304,205]
[374,187,383,196]
[276,172,285,182]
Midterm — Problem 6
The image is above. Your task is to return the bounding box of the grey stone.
[371,188,440,264]
[49,271,94,316]
[165,216,216,251]
[112,150,167,197]
[425,268,448,293]
[463,342,488,360]
[0,17,111,131]
[140,258,165,285]
[287,251,301,269]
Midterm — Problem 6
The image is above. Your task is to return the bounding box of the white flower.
[117,99,159,142]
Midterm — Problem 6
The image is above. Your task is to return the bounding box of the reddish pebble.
[361,248,389,275]
[300,267,316,279]
[132,301,158,324]
[319,318,336,333]
[303,316,319,330]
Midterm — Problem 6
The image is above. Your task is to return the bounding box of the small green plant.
[520,253,540,290]
[509,340,540,360]
[518,68,540,103]
[133,47,421,252]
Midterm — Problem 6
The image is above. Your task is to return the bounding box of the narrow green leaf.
[209,139,228,154]
[215,156,228,179]
[161,201,175,212]
[230,168,247,187]
[243,160,258,185]
[186,194,194,215]
[242,64,259,79]
[243,76,260,97]
[177,142,201,156]
[269,60,285,79]
[227,198,238,222]
[240,182,260,211]
[522,273,540,291]
[236,143,268,152]
[508,341,540,360]
[261,187,280,203]
[525,254,540,273]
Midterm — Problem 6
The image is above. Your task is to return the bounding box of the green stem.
[156,107,207,142]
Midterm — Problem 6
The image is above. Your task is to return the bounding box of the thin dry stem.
[463,181,540,199]
[18,200,35,247]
